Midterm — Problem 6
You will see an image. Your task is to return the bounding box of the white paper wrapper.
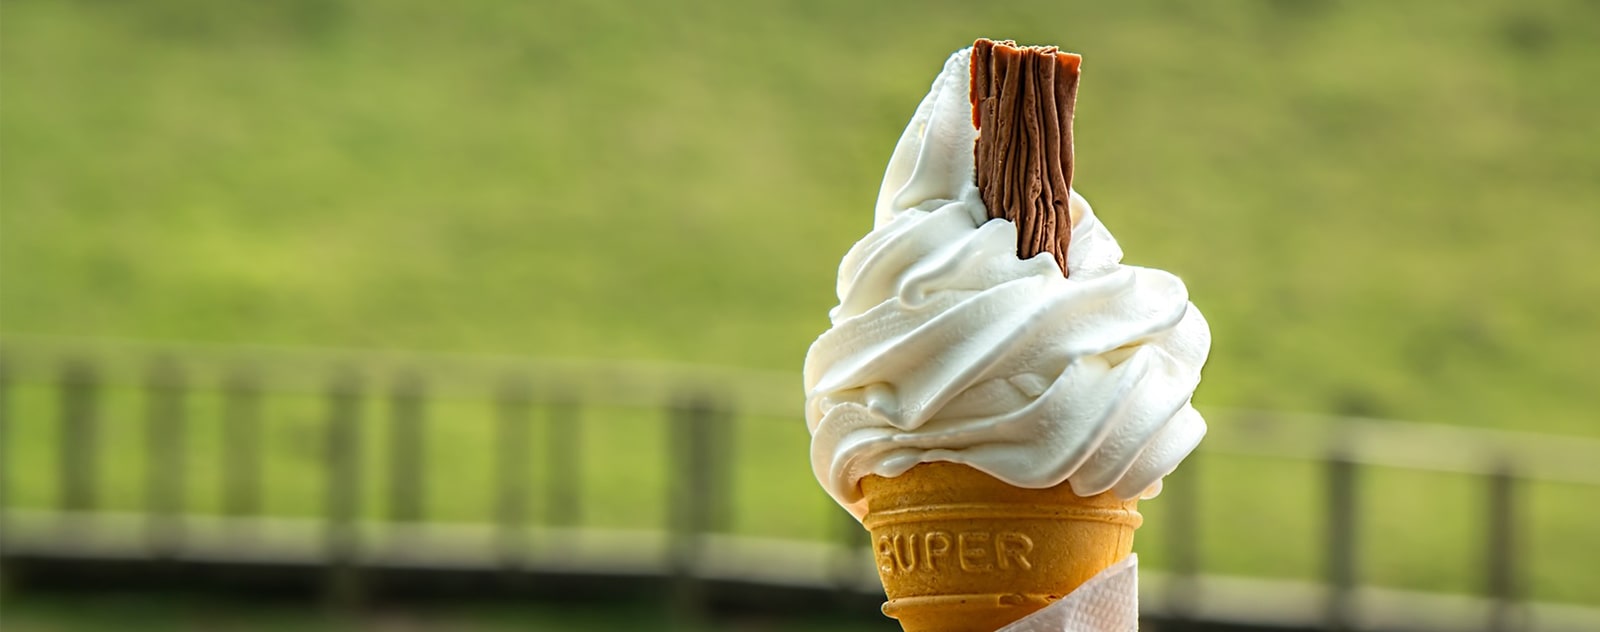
[997,554,1140,632]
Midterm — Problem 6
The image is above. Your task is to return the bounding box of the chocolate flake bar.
[971,38,1081,277]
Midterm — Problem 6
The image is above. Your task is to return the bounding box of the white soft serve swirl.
[804,48,1211,519]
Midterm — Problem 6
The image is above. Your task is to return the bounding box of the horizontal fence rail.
[1,335,1599,632]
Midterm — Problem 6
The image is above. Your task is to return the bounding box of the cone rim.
[862,501,1143,529]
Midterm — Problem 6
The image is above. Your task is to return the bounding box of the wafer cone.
[860,462,1141,632]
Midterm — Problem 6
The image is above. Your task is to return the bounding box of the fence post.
[222,369,263,523]
[710,404,734,534]
[59,361,99,515]
[494,375,532,567]
[144,357,186,557]
[831,499,870,597]
[0,353,11,561]
[323,369,364,607]
[546,396,581,530]
[1487,463,1522,632]
[669,393,721,621]
[1325,453,1359,631]
[1166,449,1201,620]
[388,371,426,525]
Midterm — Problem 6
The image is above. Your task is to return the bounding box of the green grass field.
[4,0,1599,615]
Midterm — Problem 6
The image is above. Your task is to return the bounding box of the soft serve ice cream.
[804,48,1211,519]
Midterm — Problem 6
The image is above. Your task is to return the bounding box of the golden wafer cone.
[859,461,1141,632]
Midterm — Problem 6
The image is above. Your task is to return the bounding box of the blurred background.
[3,0,1598,630]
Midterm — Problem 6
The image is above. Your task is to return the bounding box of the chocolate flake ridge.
[970,38,1081,277]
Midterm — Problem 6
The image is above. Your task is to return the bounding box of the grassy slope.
[4,0,1598,434]
[3,0,1600,608]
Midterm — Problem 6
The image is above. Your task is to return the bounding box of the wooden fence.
[2,336,1598,632]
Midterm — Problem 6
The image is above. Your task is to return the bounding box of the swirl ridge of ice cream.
[804,48,1211,518]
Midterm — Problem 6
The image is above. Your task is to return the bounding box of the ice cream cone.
[859,461,1141,632]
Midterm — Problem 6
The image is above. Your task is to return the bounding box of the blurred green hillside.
[4,0,1598,437]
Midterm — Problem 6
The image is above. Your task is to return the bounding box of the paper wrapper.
[860,462,1142,632]
[998,554,1138,632]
